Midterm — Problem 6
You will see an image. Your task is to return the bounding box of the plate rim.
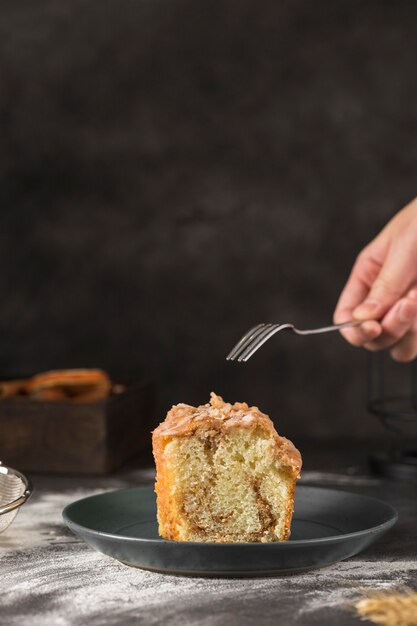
[62,484,398,547]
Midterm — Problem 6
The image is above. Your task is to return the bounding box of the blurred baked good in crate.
[0,369,156,475]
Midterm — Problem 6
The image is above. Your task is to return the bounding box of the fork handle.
[296,320,366,335]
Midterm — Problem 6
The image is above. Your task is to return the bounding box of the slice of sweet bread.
[152,393,301,543]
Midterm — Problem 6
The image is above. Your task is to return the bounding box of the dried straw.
[354,589,417,626]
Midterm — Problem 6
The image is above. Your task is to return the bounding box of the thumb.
[354,242,417,320]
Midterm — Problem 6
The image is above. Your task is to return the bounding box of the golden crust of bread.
[27,369,111,402]
[152,393,302,542]
[27,369,110,391]
[0,369,112,402]
[0,379,28,398]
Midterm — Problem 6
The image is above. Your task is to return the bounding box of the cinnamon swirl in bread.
[152,393,301,543]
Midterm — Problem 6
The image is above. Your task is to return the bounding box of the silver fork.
[226,320,365,362]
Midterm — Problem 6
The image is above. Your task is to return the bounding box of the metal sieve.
[0,461,33,533]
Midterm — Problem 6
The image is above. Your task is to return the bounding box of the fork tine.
[226,324,268,361]
[238,324,293,362]
[236,324,280,362]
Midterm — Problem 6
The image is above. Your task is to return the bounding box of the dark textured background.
[1,0,416,438]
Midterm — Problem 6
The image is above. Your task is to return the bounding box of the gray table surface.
[1,442,416,626]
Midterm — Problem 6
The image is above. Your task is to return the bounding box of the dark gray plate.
[62,485,397,577]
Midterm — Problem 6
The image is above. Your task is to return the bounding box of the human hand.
[334,197,417,362]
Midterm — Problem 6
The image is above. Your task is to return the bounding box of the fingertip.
[353,300,382,321]
[390,331,417,362]
[333,307,351,325]
[340,327,365,347]
[390,347,416,363]
[364,341,383,352]
[361,320,382,339]
[397,299,417,324]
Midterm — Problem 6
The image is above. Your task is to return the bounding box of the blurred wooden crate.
[0,379,156,474]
